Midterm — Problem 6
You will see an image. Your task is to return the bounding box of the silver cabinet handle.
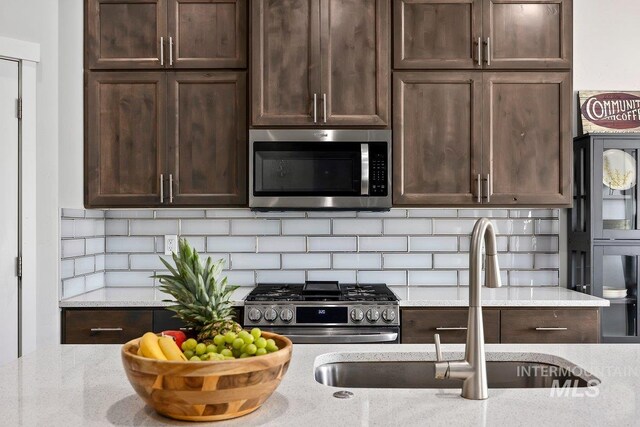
[476,37,482,66]
[313,93,317,123]
[169,173,174,204]
[477,174,482,203]
[485,37,491,66]
[323,93,327,123]
[160,36,164,66]
[436,327,468,331]
[169,36,173,65]
[361,143,370,196]
[485,174,491,203]
[535,327,568,331]
[160,174,164,204]
[90,327,123,332]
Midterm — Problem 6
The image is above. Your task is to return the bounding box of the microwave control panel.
[369,143,388,196]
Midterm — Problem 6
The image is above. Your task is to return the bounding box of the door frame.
[0,36,39,358]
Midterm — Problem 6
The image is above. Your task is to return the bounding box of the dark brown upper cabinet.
[167,72,247,206]
[251,0,390,127]
[86,71,247,208]
[393,0,572,70]
[87,0,246,69]
[393,71,571,207]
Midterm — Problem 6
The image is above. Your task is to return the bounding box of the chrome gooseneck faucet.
[434,218,502,400]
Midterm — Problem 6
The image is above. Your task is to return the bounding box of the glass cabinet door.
[593,246,640,342]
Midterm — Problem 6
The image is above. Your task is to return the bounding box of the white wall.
[0,0,60,348]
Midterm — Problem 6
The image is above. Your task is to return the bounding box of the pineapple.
[156,238,242,343]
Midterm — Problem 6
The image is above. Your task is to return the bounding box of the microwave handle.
[361,144,369,196]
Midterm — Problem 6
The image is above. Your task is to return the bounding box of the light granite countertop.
[1,342,638,426]
[60,286,608,308]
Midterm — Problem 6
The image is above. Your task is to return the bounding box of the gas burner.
[245,282,398,303]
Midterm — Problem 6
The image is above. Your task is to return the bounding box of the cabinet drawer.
[401,309,500,344]
[501,309,599,344]
[63,309,153,344]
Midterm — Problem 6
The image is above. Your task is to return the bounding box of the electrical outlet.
[164,235,178,255]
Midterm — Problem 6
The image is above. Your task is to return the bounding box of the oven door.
[259,327,400,344]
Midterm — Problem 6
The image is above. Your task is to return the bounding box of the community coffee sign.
[579,91,640,134]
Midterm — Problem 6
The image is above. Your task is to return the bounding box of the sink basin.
[315,358,600,389]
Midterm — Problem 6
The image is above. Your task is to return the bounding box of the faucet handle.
[434,333,443,361]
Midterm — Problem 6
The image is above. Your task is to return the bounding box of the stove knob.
[350,308,364,323]
[247,308,262,323]
[264,308,278,322]
[280,308,293,323]
[366,309,380,323]
[382,308,396,323]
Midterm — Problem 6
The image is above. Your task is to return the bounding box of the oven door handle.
[361,143,370,196]
[281,332,397,344]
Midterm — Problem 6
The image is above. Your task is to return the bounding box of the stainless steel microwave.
[249,130,392,210]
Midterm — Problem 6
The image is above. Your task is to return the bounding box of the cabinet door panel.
[484,0,572,69]
[393,72,482,205]
[320,0,390,126]
[87,0,167,69]
[501,309,599,343]
[394,0,482,69]
[483,72,571,205]
[168,72,247,205]
[251,0,320,126]
[401,308,500,344]
[169,0,247,68]
[86,72,166,207]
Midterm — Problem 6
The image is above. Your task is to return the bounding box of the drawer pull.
[90,327,124,333]
[436,327,468,331]
[535,327,568,331]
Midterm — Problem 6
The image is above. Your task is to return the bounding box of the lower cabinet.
[401,308,600,344]
[62,307,244,344]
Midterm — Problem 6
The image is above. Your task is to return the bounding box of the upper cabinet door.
[483,0,572,69]
[167,72,247,206]
[393,72,482,205]
[394,0,482,69]
[168,0,247,68]
[483,72,571,205]
[251,0,321,126]
[86,72,166,207]
[320,0,390,126]
[87,0,167,69]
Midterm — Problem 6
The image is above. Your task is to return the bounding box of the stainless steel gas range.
[243,281,400,344]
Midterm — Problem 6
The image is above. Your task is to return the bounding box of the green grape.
[238,330,250,338]
[183,338,198,351]
[232,348,242,358]
[213,335,225,346]
[220,348,233,358]
[206,344,217,354]
[245,344,257,355]
[183,350,194,359]
[195,343,207,356]
[240,344,248,354]
[239,353,250,359]
[200,353,210,361]
[265,339,279,352]
[232,338,245,349]
[256,348,267,356]
[255,337,267,349]
[224,332,237,344]
[251,328,262,340]
[217,344,227,353]
[189,355,201,362]
[242,334,254,345]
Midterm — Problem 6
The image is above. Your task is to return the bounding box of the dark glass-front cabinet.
[569,134,640,342]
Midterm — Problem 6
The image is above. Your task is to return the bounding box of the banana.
[139,332,168,360]
[158,336,188,361]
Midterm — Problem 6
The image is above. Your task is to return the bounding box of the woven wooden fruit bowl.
[121,332,292,422]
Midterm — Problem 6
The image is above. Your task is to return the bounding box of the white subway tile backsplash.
[105,210,154,219]
[509,270,559,286]
[60,259,74,279]
[258,236,306,252]
[332,254,382,269]
[282,253,331,269]
[74,219,102,237]
[282,219,330,235]
[84,210,105,219]
[408,209,457,217]
[105,254,129,270]
[224,271,256,286]
[232,253,281,270]
[384,219,431,235]
[61,239,84,258]
[181,219,229,235]
[105,219,128,236]
[206,209,255,218]
[458,270,509,286]
[307,211,357,218]
[95,254,105,271]
[308,237,357,252]
[208,236,256,253]
[85,273,104,291]
[60,220,74,238]
[106,237,155,253]
[410,236,457,252]
[156,209,205,218]
[202,253,231,266]
[534,254,560,269]
[255,211,306,218]
[498,253,534,269]
[61,208,85,218]
[180,236,206,253]
[74,256,95,275]
[359,237,408,252]
[458,209,509,218]
[433,253,469,269]
[510,209,559,219]
[459,236,509,252]
[493,219,534,235]
[383,254,432,269]
[231,219,280,235]
[357,209,407,218]
[256,270,306,284]
[62,277,85,298]
[333,219,382,235]
[308,270,357,283]
[357,270,407,286]
[409,270,457,286]
[130,254,173,271]
[535,220,560,235]
[105,271,155,287]
[85,237,105,255]
[509,236,559,252]
[433,219,477,235]
[130,219,179,235]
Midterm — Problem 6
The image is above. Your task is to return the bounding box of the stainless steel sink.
[315,360,599,389]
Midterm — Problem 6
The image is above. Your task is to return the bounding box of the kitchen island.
[1,342,638,426]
